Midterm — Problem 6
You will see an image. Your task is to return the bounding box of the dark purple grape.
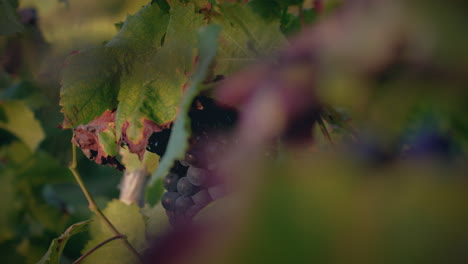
[163,173,181,192]
[186,166,207,186]
[191,189,211,207]
[177,177,198,196]
[175,196,194,214]
[184,151,198,166]
[159,96,238,226]
[161,192,180,211]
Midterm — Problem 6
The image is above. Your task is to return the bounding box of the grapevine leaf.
[146,24,222,204]
[60,1,206,160]
[152,0,170,14]
[81,200,147,264]
[115,0,205,158]
[60,48,120,129]
[247,0,286,20]
[37,220,91,264]
[0,100,45,150]
[0,0,24,36]
[213,2,286,75]
[61,1,285,165]
[280,8,318,35]
[119,147,159,173]
[141,203,169,239]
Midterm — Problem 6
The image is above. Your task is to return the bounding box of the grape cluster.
[147,96,237,225]
[160,158,226,225]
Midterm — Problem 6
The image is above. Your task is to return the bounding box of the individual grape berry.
[184,151,199,166]
[146,129,172,156]
[163,173,181,192]
[177,177,199,196]
[175,196,194,214]
[191,189,212,207]
[161,192,180,211]
[186,166,207,186]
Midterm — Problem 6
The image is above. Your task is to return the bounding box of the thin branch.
[317,116,334,148]
[73,234,125,264]
[69,142,143,263]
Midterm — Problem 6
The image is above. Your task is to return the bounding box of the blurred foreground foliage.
[146,0,468,263]
[178,154,468,264]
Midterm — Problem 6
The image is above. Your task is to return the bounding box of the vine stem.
[69,143,143,263]
[73,234,125,264]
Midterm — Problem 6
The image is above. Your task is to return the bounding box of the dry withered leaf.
[72,110,124,170]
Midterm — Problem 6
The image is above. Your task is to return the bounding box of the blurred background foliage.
[1,0,468,263]
[0,0,149,262]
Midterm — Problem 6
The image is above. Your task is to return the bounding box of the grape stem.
[73,234,125,264]
[68,142,143,263]
[119,168,149,206]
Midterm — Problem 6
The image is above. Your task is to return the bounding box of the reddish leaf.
[72,110,124,170]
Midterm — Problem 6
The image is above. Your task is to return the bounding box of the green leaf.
[0,100,45,150]
[81,200,147,264]
[60,48,120,129]
[119,147,159,173]
[248,0,286,20]
[37,220,91,264]
[213,3,286,75]
[141,203,169,239]
[60,1,205,159]
[0,0,24,36]
[114,0,204,145]
[280,8,318,35]
[152,0,170,14]
[146,24,222,204]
